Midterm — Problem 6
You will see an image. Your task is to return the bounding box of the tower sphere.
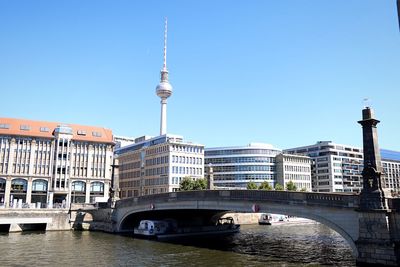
[156,80,172,99]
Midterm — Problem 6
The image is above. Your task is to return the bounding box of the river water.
[0,223,355,266]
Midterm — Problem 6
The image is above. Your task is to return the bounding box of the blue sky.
[0,1,399,150]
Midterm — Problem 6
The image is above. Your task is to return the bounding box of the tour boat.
[134,217,240,239]
[258,213,314,225]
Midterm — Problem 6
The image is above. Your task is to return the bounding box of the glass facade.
[205,144,281,189]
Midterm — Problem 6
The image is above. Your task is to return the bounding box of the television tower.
[156,18,173,136]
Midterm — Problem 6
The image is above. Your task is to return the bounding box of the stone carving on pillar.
[358,107,388,210]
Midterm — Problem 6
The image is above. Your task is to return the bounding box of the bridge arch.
[114,190,359,257]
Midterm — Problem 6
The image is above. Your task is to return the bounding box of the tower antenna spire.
[163,17,168,71]
[156,17,173,136]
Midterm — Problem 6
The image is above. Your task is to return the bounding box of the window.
[40,127,50,132]
[32,180,48,192]
[0,124,10,129]
[20,125,31,131]
[0,178,6,191]
[90,182,104,194]
[77,130,87,136]
[11,179,27,192]
[92,131,102,137]
[72,181,86,192]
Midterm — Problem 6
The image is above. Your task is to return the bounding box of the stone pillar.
[356,211,398,266]
[358,107,389,210]
[104,181,110,199]
[7,138,16,175]
[207,164,214,190]
[356,107,400,265]
[4,177,11,207]
[85,181,91,204]
[26,177,32,204]
[28,140,36,175]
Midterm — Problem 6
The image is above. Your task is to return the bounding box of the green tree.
[179,177,194,191]
[193,178,207,190]
[247,181,258,190]
[258,181,272,190]
[286,181,297,191]
[300,187,307,192]
[274,183,284,191]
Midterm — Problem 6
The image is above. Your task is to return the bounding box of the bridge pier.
[356,210,399,266]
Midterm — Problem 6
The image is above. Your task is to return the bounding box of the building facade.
[275,153,312,191]
[381,149,400,195]
[113,135,136,150]
[285,141,400,194]
[116,134,204,198]
[0,118,114,208]
[285,141,364,193]
[204,143,281,189]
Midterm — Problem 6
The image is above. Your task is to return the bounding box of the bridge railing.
[116,190,359,209]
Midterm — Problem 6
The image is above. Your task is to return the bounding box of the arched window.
[72,181,86,193]
[90,182,104,194]
[72,181,86,203]
[31,179,48,205]
[32,179,48,193]
[0,178,6,204]
[89,182,104,203]
[0,178,6,192]
[11,179,27,193]
[11,178,28,204]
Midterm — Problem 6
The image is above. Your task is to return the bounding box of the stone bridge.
[113,189,400,266]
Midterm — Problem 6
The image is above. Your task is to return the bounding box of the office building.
[116,134,204,198]
[381,149,400,195]
[275,153,312,191]
[285,141,400,194]
[204,143,309,191]
[0,118,114,207]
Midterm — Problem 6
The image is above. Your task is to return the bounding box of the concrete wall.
[0,209,70,232]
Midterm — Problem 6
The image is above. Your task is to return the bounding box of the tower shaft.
[160,99,167,135]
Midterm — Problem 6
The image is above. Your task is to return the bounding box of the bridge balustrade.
[116,190,360,209]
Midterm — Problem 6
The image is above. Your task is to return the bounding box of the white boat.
[134,220,170,237]
[259,213,288,225]
[134,217,240,239]
[259,213,314,225]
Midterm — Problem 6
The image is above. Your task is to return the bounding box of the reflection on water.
[0,223,355,266]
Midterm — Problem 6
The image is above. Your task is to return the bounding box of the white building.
[113,135,136,150]
[275,153,312,191]
[285,141,400,194]
[284,141,363,193]
[116,134,204,198]
[0,118,114,207]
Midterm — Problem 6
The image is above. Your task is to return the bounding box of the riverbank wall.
[0,209,70,232]
[70,208,114,232]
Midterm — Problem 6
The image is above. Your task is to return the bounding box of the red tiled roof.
[0,117,114,144]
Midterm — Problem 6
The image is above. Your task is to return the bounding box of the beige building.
[116,134,204,198]
[275,153,312,191]
[0,118,114,208]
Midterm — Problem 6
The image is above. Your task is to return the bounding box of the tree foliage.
[286,181,297,191]
[193,178,207,190]
[258,181,272,190]
[179,177,207,191]
[247,181,258,190]
[300,187,307,192]
[274,183,284,191]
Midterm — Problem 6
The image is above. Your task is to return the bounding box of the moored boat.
[259,213,314,225]
[134,217,240,239]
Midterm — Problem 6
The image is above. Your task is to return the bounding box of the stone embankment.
[0,209,70,232]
